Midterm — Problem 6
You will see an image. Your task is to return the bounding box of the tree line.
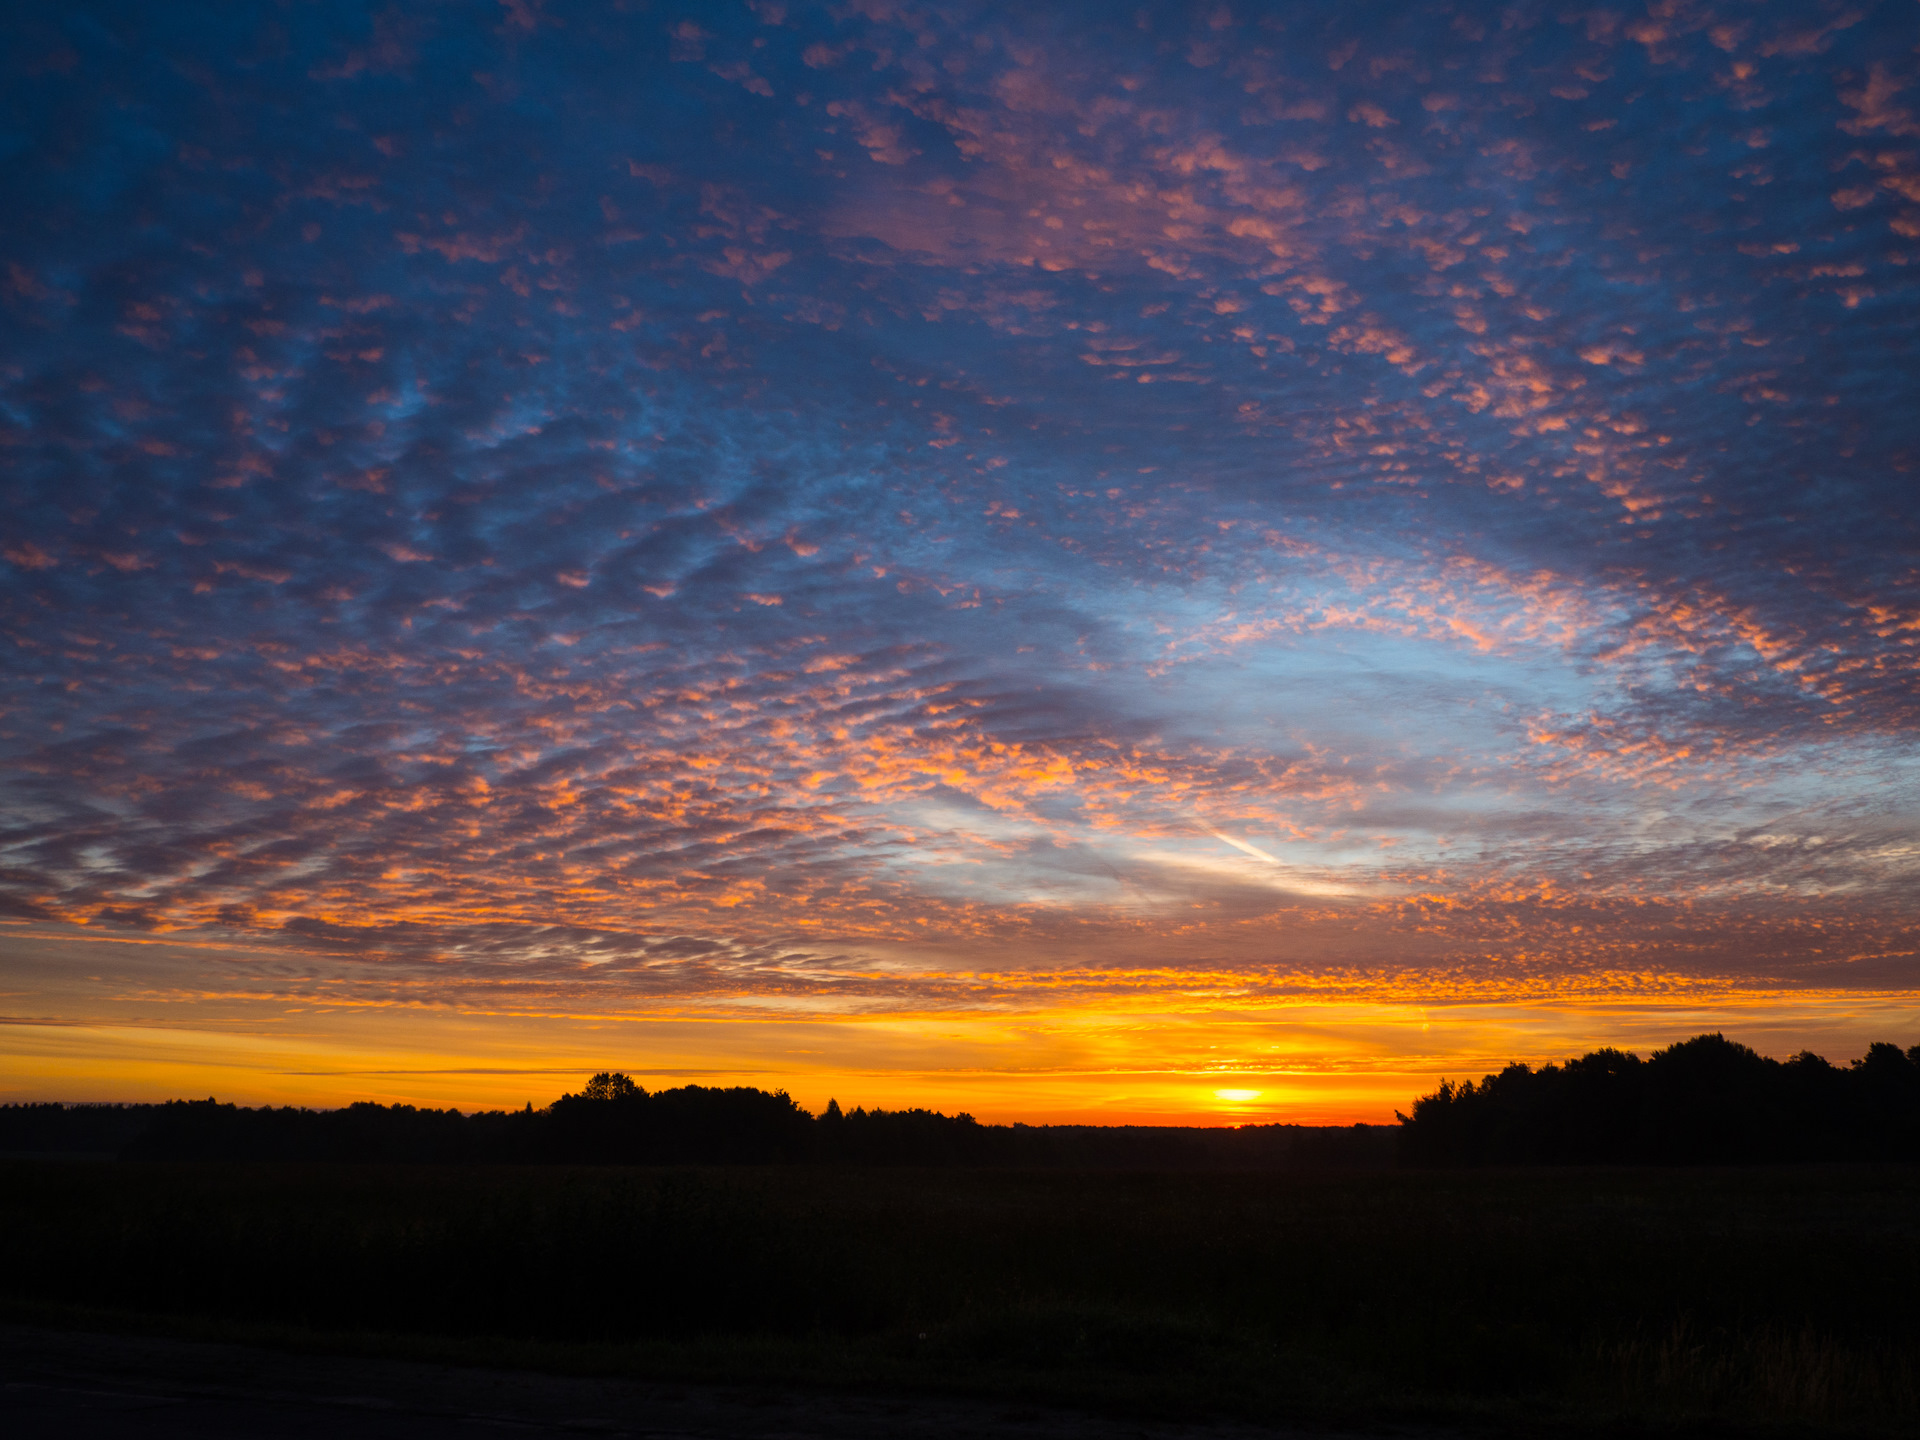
[7,1033,1914,1166]
[1397,1033,1920,1164]
[0,1070,1391,1167]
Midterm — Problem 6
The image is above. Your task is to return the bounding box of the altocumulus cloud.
[2,0,1918,1022]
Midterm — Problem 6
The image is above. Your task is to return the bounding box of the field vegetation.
[8,1034,1918,1434]
[4,1157,1916,1435]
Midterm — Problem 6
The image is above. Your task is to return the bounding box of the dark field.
[5,1160,1917,1436]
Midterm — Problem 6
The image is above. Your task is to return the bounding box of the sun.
[1213,1088,1261,1103]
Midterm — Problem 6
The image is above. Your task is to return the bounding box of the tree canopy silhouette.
[578,1072,642,1103]
[6,1034,1910,1167]
[1397,1033,1920,1165]
[1,1083,1390,1168]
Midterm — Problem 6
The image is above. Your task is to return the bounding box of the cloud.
[0,0,1915,1037]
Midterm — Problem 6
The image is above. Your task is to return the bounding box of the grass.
[1590,1319,1919,1425]
[4,1159,1917,1434]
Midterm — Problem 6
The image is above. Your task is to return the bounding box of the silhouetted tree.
[579,1072,643,1102]
[1397,1033,1920,1165]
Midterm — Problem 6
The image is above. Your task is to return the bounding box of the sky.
[3,0,1918,1123]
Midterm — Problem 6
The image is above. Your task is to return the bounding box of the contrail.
[1205,828,1281,865]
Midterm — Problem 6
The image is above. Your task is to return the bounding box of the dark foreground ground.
[4,1160,1917,1436]
[1,1325,1431,1440]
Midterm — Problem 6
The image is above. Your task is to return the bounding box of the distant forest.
[0,1071,1390,1168]
[1398,1033,1920,1164]
[4,1033,1916,1167]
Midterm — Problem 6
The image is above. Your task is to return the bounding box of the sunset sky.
[3,1,1918,1122]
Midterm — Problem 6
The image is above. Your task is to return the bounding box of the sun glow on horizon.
[6,914,1918,1124]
